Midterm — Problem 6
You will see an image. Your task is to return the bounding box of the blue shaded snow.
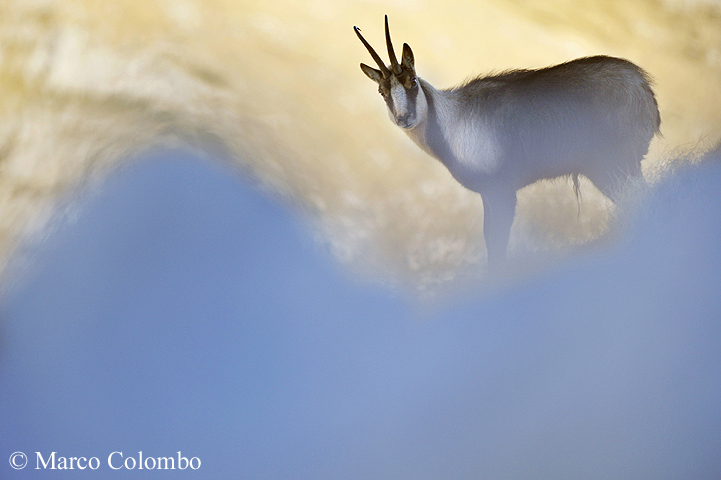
[1,149,719,479]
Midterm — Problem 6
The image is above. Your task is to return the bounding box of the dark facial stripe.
[383,84,395,113]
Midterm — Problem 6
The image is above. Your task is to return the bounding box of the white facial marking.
[389,77,408,122]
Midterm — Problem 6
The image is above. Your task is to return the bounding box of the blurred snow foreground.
[0,146,719,479]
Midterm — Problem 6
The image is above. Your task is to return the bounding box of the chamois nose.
[396,113,412,128]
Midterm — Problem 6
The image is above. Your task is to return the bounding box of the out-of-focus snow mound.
[593,141,717,275]
[621,143,721,277]
[1,146,719,480]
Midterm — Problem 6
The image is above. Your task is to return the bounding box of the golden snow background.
[1,0,720,290]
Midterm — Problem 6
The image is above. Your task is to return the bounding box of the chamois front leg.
[481,186,517,271]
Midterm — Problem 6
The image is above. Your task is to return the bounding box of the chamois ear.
[360,63,383,83]
[401,43,414,71]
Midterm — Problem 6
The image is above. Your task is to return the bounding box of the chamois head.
[355,16,427,129]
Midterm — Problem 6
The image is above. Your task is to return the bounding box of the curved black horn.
[354,25,390,78]
[385,15,401,74]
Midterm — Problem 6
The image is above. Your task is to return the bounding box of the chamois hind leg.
[481,186,517,271]
[586,156,645,203]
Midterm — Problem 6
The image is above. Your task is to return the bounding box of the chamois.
[355,16,661,269]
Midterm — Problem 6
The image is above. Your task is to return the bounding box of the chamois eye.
[410,78,418,88]
[379,89,386,97]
